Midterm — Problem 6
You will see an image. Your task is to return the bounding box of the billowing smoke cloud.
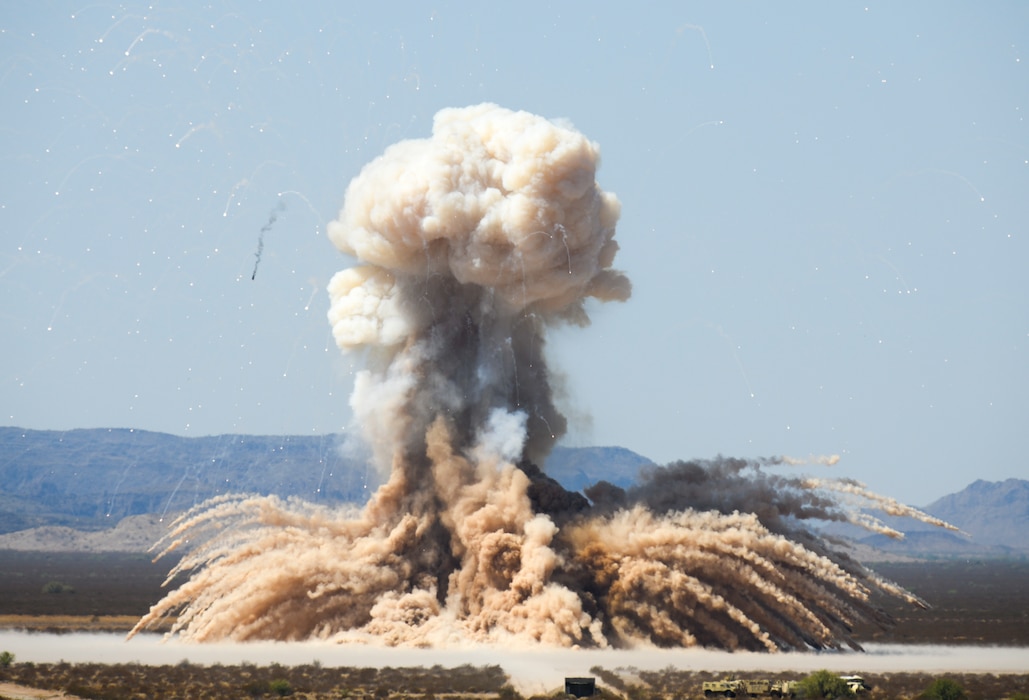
[132,104,950,651]
[325,104,628,469]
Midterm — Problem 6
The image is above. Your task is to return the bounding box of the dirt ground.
[0,551,181,620]
[1,660,1027,700]
[851,559,1029,646]
[1,552,1027,645]
[1,661,512,700]
[1,553,1027,698]
[0,681,85,699]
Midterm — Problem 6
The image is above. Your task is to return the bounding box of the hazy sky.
[2,2,1026,505]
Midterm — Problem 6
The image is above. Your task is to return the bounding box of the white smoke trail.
[132,104,952,651]
[780,454,841,466]
[800,477,961,532]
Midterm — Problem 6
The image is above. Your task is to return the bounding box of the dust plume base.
[129,450,938,652]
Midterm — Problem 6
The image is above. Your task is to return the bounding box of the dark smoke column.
[323,104,631,643]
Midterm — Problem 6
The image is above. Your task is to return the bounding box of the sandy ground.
[0,682,83,700]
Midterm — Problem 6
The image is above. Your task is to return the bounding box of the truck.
[739,680,772,696]
[701,677,798,697]
[702,678,743,697]
[770,680,797,697]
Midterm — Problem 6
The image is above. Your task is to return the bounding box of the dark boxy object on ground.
[565,677,596,697]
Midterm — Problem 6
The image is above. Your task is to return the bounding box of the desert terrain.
[1,552,1027,698]
[2,553,1027,645]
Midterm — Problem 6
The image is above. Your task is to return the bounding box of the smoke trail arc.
[131,104,948,650]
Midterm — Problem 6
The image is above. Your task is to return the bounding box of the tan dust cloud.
[131,104,949,651]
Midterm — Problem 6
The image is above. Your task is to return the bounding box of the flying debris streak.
[251,200,287,280]
[132,104,952,651]
[780,454,841,466]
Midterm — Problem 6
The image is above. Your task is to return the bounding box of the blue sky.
[2,2,1026,505]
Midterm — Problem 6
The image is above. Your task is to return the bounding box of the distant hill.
[924,478,1029,549]
[0,427,651,536]
[0,427,371,534]
[542,445,648,492]
[3,426,1025,559]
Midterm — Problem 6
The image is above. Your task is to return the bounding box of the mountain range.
[850,478,1029,558]
[1,427,1025,558]
[0,426,647,534]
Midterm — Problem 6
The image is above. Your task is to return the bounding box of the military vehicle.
[701,677,798,697]
[739,679,772,696]
[702,677,743,696]
[770,680,797,697]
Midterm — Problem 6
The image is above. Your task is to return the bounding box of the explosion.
[131,104,951,651]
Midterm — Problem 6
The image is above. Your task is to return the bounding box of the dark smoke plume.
[132,105,951,651]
